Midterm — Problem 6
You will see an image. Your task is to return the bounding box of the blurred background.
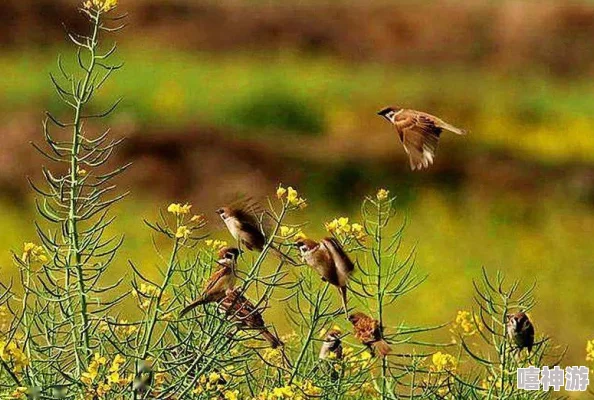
[1,0,593,376]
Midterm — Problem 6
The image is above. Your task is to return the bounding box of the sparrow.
[296,237,355,316]
[348,312,391,358]
[216,206,297,265]
[377,106,467,171]
[319,329,343,361]
[218,287,283,348]
[179,247,240,316]
[507,311,534,354]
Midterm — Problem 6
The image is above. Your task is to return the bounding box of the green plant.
[0,2,568,400]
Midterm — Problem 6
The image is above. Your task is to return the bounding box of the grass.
[2,46,594,164]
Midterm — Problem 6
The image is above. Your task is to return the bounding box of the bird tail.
[180,296,210,316]
[438,121,467,135]
[261,329,283,349]
[269,245,298,266]
[372,340,392,358]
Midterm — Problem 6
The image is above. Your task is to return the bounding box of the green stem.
[140,239,180,360]
[67,9,101,367]
[289,284,330,383]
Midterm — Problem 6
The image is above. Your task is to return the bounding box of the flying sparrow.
[296,237,355,316]
[377,106,467,171]
[179,247,240,316]
[348,312,391,358]
[319,329,343,361]
[507,311,534,354]
[216,206,297,265]
[218,287,283,348]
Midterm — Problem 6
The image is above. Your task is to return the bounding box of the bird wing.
[221,291,266,328]
[232,207,267,250]
[322,237,355,279]
[203,267,231,296]
[417,111,467,135]
[394,110,442,170]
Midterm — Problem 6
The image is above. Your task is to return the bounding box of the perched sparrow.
[180,247,240,316]
[377,106,466,171]
[218,288,283,348]
[297,237,355,316]
[507,311,534,354]
[348,312,391,358]
[319,329,343,360]
[216,206,297,265]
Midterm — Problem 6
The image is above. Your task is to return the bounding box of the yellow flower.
[276,185,287,199]
[301,380,322,396]
[294,231,307,241]
[21,242,47,263]
[11,387,28,399]
[287,187,298,203]
[586,339,594,362]
[93,353,107,365]
[351,223,365,239]
[205,239,227,250]
[452,310,480,336]
[176,225,191,239]
[376,188,389,201]
[279,226,294,237]
[284,186,307,208]
[325,219,339,233]
[83,0,117,12]
[272,385,294,398]
[0,341,29,373]
[262,348,283,366]
[224,389,239,400]
[109,354,125,372]
[431,351,457,372]
[167,203,192,216]
[208,372,221,384]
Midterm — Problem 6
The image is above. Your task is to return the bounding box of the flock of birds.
[179,107,535,361]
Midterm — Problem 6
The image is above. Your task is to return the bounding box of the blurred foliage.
[2,47,594,164]
[228,84,324,135]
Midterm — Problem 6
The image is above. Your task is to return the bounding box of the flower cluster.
[254,380,322,400]
[376,188,389,201]
[167,203,192,215]
[0,341,28,373]
[81,354,129,397]
[450,310,481,340]
[278,226,306,241]
[205,239,228,251]
[430,351,457,372]
[167,202,205,239]
[192,370,233,397]
[21,242,48,264]
[83,0,117,12]
[277,185,307,209]
[341,347,373,374]
[325,217,365,241]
